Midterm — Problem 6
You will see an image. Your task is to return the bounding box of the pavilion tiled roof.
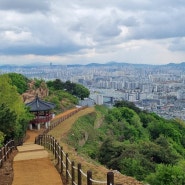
[26,96,55,112]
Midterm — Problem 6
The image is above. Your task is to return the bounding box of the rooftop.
[26,95,55,112]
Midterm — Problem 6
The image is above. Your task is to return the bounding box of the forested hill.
[67,101,185,185]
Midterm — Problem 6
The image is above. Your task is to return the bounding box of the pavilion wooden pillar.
[26,96,55,131]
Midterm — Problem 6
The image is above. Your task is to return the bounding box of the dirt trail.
[12,108,82,185]
[12,131,63,185]
[12,109,77,185]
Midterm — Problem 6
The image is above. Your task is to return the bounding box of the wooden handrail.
[35,134,114,185]
[0,140,16,168]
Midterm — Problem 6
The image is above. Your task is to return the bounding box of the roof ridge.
[26,96,55,111]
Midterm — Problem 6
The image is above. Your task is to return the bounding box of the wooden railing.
[0,140,16,168]
[30,114,53,124]
[43,106,87,135]
[35,134,114,185]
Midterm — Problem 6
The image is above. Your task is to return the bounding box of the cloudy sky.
[0,0,185,65]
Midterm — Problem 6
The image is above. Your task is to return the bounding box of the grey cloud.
[0,42,83,56]
[168,38,185,51]
[69,1,185,44]
[71,0,151,11]
[72,0,185,12]
[0,0,51,13]
[69,8,133,43]
[123,17,139,27]
[1,0,185,59]
[96,13,123,39]
[125,6,185,41]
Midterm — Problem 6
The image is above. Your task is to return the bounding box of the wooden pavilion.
[26,95,55,130]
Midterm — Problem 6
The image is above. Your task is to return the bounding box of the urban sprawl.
[1,62,185,120]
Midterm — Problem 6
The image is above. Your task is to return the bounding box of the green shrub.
[146,164,185,185]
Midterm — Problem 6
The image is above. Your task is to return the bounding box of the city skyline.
[0,1,185,65]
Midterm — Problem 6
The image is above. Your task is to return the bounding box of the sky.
[0,0,185,66]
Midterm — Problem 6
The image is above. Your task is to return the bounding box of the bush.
[145,164,185,185]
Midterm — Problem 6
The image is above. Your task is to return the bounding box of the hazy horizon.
[1,61,185,67]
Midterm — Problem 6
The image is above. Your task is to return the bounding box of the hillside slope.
[49,107,143,185]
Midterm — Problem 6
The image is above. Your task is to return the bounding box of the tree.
[7,73,29,94]
[114,100,141,113]
[0,103,17,140]
[146,164,185,185]
[98,138,124,167]
[47,79,89,100]
[0,75,32,141]
[0,131,5,147]
[64,80,75,93]
[119,107,142,127]
[73,84,90,99]
[47,79,64,90]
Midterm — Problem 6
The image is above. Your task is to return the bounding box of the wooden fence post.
[38,135,40,145]
[35,136,37,144]
[0,149,2,168]
[54,141,57,159]
[13,140,16,150]
[46,135,48,149]
[60,146,63,174]
[72,161,75,185]
[66,153,69,183]
[49,136,52,151]
[52,137,55,155]
[107,172,114,185]
[3,147,6,161]
[57,143,59,165]
[6,144,9,159]
[9,142,12,155]
[87,170,92,185]
[44,135,46,147]
[39,135,41,145]
[78,163,82,185]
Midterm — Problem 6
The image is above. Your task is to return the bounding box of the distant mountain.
[165,62,185,69]
[166,62,185,66]
[1,61,185,69]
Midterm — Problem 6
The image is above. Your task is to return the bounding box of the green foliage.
[98,138,124,166]
[67,112,100,159]
[120,107,142,126]
[34,79,45,89]
[66,101,185,183]
[95,105,108,114]
[139,112,157,128]
[45,95,61,109]
[7,73,29,94]
[105,106,147,142]
[114,100,141,113]
[55,90,78,104]
[45,89,78,112]
[146,164,185,185]
[47,79,90,99]
[73,83,90,100]
[147,120,183,144]
[140,140,180,164]
[47,79,64,90]
[0,75,32,141]
[64,80,75,93]
[119,157,151,181]
[0,131,5,147]
[0,75,26,118]
[0,103,17,140]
